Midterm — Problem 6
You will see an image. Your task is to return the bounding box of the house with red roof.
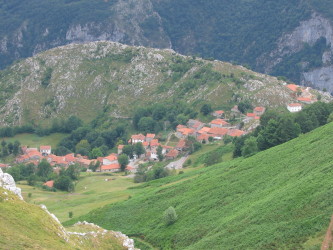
[102,154,118,165]
[165,149,179,160]
[197,133,211,143]
[212,110,225,118]
[175,139,187,151]
[287,103,302,112]
[297,97,315,104]
[43,180,54,188]
[64,153,77,164]
[210,119,230,128]
[176,127,196,138]
[253,107,266,116]
[40,145,51,156]
[130,134,146,144]
[187,119,204,131]
[99,163,133,172]
[207,127,228,139]
[150,139,160,148]
[145,133,155,142]
[286,84,301,92]
[228,129,245,137]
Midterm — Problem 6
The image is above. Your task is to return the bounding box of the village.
[0,82,320,187]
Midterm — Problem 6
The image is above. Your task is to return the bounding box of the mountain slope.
[2,1,333,90]
[0,168,134,249]
[0,41,309,126]
[66,122,333,249]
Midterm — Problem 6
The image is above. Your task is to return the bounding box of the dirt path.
[321,215,333,250]
[165,132,174,146]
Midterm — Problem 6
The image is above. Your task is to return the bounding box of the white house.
[39,146,51,156]
[287,103,302,113]
[130,134,146,144]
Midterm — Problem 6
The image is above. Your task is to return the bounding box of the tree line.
[233,102,333,158]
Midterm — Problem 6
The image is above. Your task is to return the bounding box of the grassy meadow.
[64,122,333,249]
[2,133,67,148]
[18,172,139,222]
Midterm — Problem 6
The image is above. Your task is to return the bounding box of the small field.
[2,133,67,148]
[18,172,139,222]
[186,141,233,167]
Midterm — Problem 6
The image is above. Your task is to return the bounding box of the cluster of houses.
[285,84,317,113]
[119,133,180,161]
[176,114,246,142]
[15,145,134,173]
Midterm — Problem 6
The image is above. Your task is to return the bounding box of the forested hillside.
[66,122,333,249]
[2,1,333,90]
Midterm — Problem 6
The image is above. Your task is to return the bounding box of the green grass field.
[18,172,139,222]
[64,122,333,249]
[2,133,67,148]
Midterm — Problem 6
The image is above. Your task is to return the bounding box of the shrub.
[164,206,178,226]
[69,211,73,218]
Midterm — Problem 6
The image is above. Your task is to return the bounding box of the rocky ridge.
[0,167,23,200]
[1,41,329,127]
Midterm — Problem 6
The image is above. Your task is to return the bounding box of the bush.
[68,211,73,218]
[164,206,178,226]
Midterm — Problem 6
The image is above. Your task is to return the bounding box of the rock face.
[258,12,333,92]
[0,168,23,200]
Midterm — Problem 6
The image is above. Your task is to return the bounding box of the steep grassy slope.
[0,187,71,249]
[0,186,130,249]
[66,122,333,249]
[0,41,305,126]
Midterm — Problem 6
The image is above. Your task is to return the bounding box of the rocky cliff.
[258,12,333,92]
[2,1,333,91]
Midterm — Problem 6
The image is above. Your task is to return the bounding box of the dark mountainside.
[2,1,333,91]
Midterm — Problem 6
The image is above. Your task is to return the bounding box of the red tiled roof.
[198,127,211,134]
[0,163,8,168]
[197,134,210,141]
[43,180,54,188]
[142,141,149,147]
[27,150,42,158]
[176,124,186,129]
[286,84,301,92]
[208,127,228,136]
[228,129,245,137]
[288,103,302,107]
[131,134,145,140]
[64,153,76,162]
[40,145,51,151]
[118,145,124,149]
[254,107,265,112]
[146,133,155,138]
[77,158,92,166]
[210,119,229,126]
[166,149,179,158]
[104,154,118,162]
[176,139,186,148]
[214,110,225,115]
[247,113,256,117]
[150,139,159,147]
[297,97,312,102]
[178,128,195,135]
[100,163,120,171]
